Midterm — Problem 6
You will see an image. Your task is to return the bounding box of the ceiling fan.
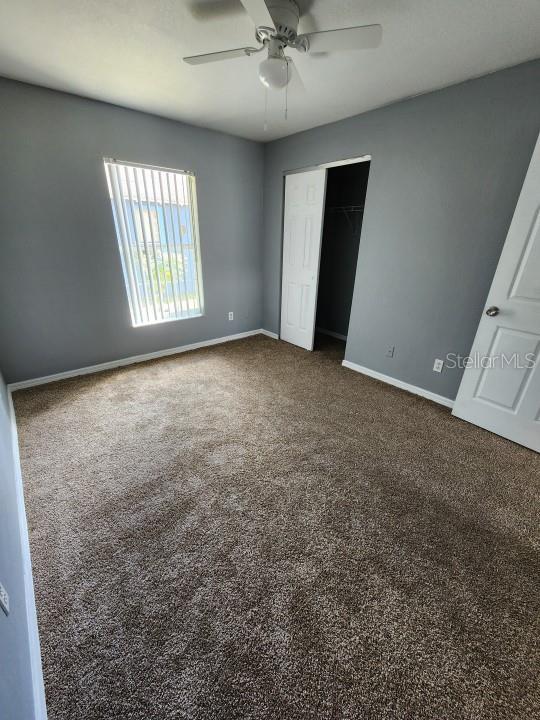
[183,0,382,90]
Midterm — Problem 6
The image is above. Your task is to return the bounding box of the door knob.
[486,306,499,317]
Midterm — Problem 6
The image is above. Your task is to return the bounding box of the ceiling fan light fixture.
[258,56,290,89]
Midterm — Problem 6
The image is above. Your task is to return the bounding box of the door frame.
[278,154,372,351]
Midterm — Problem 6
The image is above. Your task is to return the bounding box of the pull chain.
[285,60,289,121]
[264,86,268,133]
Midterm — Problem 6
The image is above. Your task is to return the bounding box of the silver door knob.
[486,306,499,317]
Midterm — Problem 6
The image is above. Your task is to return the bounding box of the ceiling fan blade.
[188,0,244,20]
[183,46,260,65]
[300,24,382,53]
[239,0,274,28]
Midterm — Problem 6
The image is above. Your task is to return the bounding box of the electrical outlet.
[228,311,234,321]
[0,581,9,616]
[386,345,395,358]
[433,358,444,373]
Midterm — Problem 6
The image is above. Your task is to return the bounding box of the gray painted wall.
[263,60,540,400]
[0,79,264,384]
[0,374,39,719]
[2,61,540,396]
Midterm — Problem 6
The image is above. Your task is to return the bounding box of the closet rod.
[327,204,364,212]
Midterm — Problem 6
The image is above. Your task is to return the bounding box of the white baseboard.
[316,327,347,342]
[342,359,454,408]
[6,392,48,719]
[8,329,276,392]
[258,329,279,340]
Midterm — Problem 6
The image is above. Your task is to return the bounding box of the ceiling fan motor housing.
[257,0,300,43]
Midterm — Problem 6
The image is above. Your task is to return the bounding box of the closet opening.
[314,160,371,357]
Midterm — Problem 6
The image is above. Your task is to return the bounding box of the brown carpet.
[14,334,540,720]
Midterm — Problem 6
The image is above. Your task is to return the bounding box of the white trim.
[8,330,275,392]
[284,154,371,176]
[259,329,279,340]
[320,155,371,169]
[6,392,48,719]
[342,360,454,408]
[316,327,347,342]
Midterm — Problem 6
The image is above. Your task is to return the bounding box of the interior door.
[280,169,327,350]
[452,133,540,452]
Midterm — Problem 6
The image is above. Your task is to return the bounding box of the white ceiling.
[1,0,539,142]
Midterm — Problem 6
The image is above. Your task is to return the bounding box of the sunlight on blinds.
[104,159,204,327]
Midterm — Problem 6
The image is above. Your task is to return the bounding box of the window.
[104,159,204,327]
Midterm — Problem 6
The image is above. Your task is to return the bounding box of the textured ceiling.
[1,0,539,141]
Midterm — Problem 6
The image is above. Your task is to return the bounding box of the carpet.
[14,334,540,720]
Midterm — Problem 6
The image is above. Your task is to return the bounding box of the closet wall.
[316,162,370,339]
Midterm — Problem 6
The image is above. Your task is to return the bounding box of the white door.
[452,133,540,452]
[280,169,327,350]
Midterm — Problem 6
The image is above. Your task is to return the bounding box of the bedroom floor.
[14,334,539,719]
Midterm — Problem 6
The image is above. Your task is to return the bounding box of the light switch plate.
[0,581,9,616]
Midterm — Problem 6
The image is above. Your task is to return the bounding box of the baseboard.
[8,329,275,392]
[342,359,454,408]
[259,329,279,340]
[7,392,48,719]
[316,327,347,342]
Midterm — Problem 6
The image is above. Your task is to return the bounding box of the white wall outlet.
[228,311,234,321]
[386,345,395,358]
[0,581,9,616]
[433,358,444,373]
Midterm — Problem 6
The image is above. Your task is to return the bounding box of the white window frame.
[104,158,204,327]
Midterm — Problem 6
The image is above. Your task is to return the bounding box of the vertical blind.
[104,159,204,327]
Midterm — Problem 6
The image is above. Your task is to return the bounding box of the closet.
[315,161,370,346]
[280,158,370,353]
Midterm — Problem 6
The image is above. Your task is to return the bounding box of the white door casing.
[280,169,327,350]
[452,133,540,452]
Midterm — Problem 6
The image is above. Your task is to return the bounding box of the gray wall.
[0,79,264,384]
[0,374,40,720]
[263,60,540,400]
[2,61,540,395]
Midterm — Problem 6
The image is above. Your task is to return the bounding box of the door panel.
[286,282,300,326]
[452,133,540,452]
[474,329,538,409]
[280,170,327,350]
[510,209,540,301]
